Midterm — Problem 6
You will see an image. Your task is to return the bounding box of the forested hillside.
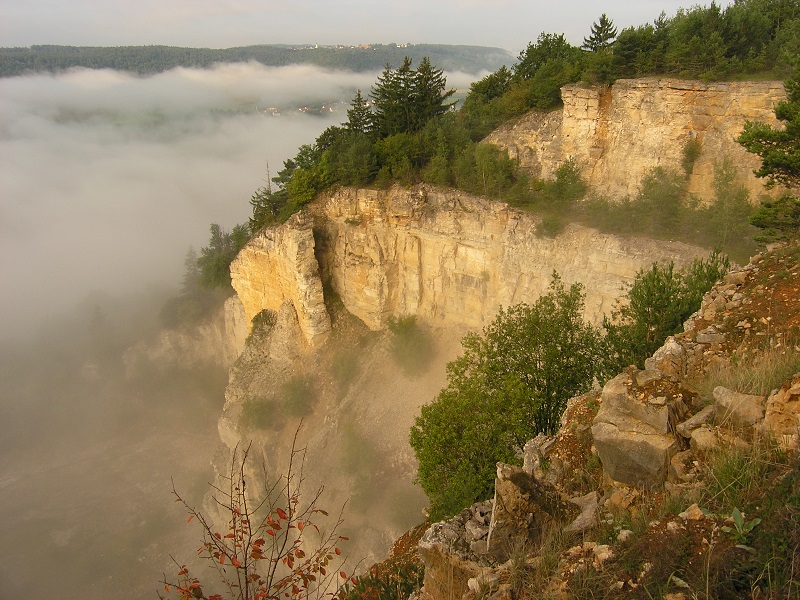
[0,43,511,77]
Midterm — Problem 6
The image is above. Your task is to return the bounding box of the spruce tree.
[345,89,372,135]
[583,13,618,51]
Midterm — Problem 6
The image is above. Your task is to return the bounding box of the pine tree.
[345,89,372,135]
[369,56,454,137]
[412,57,455,130]
[583,13,618,51]
[737,65,800,188]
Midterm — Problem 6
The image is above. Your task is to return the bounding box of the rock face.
[230,211,331,346]
[486,78,786,203]
[231,185,704,344]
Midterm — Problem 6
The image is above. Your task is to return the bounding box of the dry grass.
[696,341,800,402]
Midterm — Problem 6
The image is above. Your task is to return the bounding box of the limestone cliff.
[231,184,704,345]
[486,78,786,203]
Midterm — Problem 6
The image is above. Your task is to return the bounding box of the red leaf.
[266,530,275,537]
[219,554,226,565]
[339,536,349,541]
[231,556,242,568]
[297,521,304,531]
[214,533,222,540]
[186,515,194,523]
[164,585,171,592]
[340,571,347,579]
[276,508,288,520]
[224,533,235,539]
[335,547,341,556]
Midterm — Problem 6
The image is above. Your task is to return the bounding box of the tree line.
[0,43,509,77]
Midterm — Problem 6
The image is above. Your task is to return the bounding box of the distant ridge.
[0,43,513,77]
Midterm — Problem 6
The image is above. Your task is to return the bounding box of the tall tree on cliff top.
[369,56,455,137]
[738,64,800,240]
[345,89,372,135]
[583,13,618,51]
[738,64,800,188]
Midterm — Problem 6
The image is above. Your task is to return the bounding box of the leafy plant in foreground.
[160,432,351,600]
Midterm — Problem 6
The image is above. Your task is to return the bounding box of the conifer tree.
[345,89,372,135]
[738,65,800,188]
[583,13,618,51]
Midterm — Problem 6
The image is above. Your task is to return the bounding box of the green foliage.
[1,43,509,77]
[338,563,424,600]
[240,396,278,431]
[604,250,730,369]
[410,274,610,519]
[281,374,317,418]
[545,158,586,205]
[370,57,455,138]
[750,194,800,242]
[160,247,228,328]
[197,223,250,290]
[583,14,618,52]
[345,89,372,135]
[681,137,702,176]
[738,63,800,188]
[705,158,756,249]
[721,507,762,549]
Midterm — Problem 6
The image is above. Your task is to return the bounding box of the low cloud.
[0,62,482,341]
[0,63,376,341]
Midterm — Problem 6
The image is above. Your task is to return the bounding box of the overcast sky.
[2,1,731,54]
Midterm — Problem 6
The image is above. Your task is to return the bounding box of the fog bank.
[0,63,384,341]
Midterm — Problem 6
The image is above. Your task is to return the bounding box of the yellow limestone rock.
[231,184,705,344]
[487,78,786,203]
[230,211,331,346]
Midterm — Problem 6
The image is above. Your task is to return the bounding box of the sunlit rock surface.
[486,78,786,203]
[231,184,704,343]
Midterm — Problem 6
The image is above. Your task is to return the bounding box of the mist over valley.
[0,61,486,600]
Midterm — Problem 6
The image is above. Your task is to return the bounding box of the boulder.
[761,376,800,450]
[592,420,679,486]
[592,371,686,487]
[690,425,718,457]
[713,386,765,435]
[676,405,715,438]
[419,518,484,600]
[645,337,686,378]
[564,492,599,534]
[486,463,570,560]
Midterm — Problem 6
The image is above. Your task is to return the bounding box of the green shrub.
[682,137,702,176]
[240,396,282,431]
[604,250,730,369]
[410,274,610,519]
[339,563,424,600]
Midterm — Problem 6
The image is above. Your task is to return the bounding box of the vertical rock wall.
[486,78,786,202]
[229,211,331,346]
[229,185,705,345]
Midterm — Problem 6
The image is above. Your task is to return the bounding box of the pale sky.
[1,0,732,54]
